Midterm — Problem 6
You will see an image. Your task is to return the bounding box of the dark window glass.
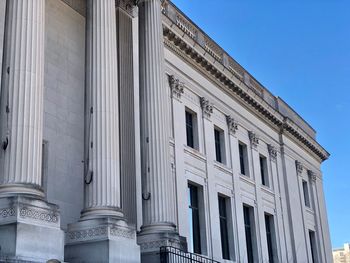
[188,184,201,254]
[303,180,310,207]
[239,144,246,175]
[186,111,194,148]
[309,231,317,263]
[214,129,222,163]
[218,196,230,260]
[244,206,254,263]
[265,214,275,263]
[260,156,268,186]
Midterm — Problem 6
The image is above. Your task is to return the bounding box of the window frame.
[243,205,256,263]
[185,108,199,150]
[214,126,226,164]
[239,142,249,176]
[259,154,269,187]
[302,180,311,208]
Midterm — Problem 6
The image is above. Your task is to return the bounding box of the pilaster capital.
[116,0,138,17]
[200,97,213,119]
[308,170,317,182]
[295,160,303,174]
[226,115,238,135]
[268,144,278,161]
[168,75,184,100]
[248,131,259,148]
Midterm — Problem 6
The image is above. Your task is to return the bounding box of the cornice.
[162,2,329,162]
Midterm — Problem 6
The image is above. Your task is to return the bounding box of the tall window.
[188,184,201,254]
[185,110,198,150]
[302,180,311,207]
[260,155,269,187]
[265,214,276,263]
[243,206,255,263]
[239,142,248,176]
[214,127,225,164]
[309,230,317,263]
[218,195,230,260]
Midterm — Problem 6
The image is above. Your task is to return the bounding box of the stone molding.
[19,207,59,223]
[168,75,184,100]
[0,207,15,219]
[67,225,135,243]
[295,160,303,174]
[248,131,259,148]
[200,97,213,119]
[268,144,278,161]
[139,238,180,252]
[226,115,238,135]
[162,3,329,162]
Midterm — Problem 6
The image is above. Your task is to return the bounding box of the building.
[333,244,350,263]
[0,0,332,262]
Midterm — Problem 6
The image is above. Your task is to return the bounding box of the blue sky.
[171,0,350,248]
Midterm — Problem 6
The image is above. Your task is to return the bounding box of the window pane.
[265,214,275,263]
[219,196,230,259]
[309,231,317,263]
[186,111,194,148]
[239,144,245,175]
[303,181,310,207]
[215,129,222,163]
[188,184,201,254]
[244,206,254,263]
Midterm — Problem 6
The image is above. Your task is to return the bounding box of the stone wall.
[44,0,85,229]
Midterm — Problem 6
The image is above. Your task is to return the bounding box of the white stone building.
[0,0,332,262]
[333,244,350,263]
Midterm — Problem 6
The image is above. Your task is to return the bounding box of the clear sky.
[171,0,350,248]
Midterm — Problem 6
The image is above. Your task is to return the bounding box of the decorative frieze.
[248,131,259,148]
[226,115,238,135]
[67,226,135,242]
[200,97,213,119]
[168,75,184,100]
[19,207,59,223]
[0,207,15,218]
[268,144,278,161]
[295,160,303,174]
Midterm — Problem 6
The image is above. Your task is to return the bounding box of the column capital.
[168,75,184,101]
[248,131,259,149]
[268,144,278,161]
[200,97,213,119]
[226,115,238,135]
[116,0,138,17]
[295,160,303,174]
[308,170,317,182]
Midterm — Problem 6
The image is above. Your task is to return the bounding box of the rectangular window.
[185,110,198,150]
[265,214,276,263]
[188,184,201,254]
[309,230,317,263]
[260,155,269,187]
[218,195,230,260]
[302,180,311,207]
[214,127,225,164]
[239,142,248,176]
[243,205,255,263]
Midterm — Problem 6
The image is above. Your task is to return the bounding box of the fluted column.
[139,0,176,230]
[0,0,45,197]
[82,0,122,219]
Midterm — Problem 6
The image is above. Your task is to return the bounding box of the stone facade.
[0,0,332,262]
[333,244,350,263]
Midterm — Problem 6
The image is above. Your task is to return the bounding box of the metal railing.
[160,246,221,263]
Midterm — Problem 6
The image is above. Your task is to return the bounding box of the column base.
[65,217,140,263]
[137,223,187,263]
[0,184,45,199]
[0,196,64,262]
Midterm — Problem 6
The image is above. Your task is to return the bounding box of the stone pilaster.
[0,1,64,261]
[0,0,46,197]
[138,0,184,259]
[82,0,122,219]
